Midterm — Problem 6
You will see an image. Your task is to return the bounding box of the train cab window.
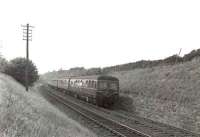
[99,81,107,90]
[109,82,118,90]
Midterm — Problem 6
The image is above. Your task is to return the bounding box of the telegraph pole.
[22,23,33,91]
[175,48,182,64]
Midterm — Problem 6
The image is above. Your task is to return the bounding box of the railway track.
[41,85,199,137]
[44,87,151,137]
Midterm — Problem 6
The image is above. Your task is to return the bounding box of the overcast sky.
[0,0,200,74]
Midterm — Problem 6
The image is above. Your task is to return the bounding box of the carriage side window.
[86,80,88,88]
[94,81,97,88]
[80,80,82,87]
[75,80,78,87]
[91,81,94,88]
[77,80,80,88]
[77,80,80,87]
[92,81,96,88]
[82,80,84,87]
[70,81,73,86]
[89,80,91,88]
[79,80,83,87]
[90,80,93,88]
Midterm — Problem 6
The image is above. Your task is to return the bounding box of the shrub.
[183,49,200,61]
[163,55,183,64]
[5,57,39,86]
[86,67,101,75]
[0,56,8,72]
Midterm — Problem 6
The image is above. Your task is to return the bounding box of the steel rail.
[45,89,151,137]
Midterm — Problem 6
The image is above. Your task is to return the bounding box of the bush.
[0,56,8,72]
[5,57,39,86]
[183,49,200,61]
[86,67,101,75]
[163,55,183,64]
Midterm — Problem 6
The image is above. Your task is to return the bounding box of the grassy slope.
[0,73,96,137]
[108,57,200,133]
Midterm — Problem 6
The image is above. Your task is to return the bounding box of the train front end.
[96,78,119,107]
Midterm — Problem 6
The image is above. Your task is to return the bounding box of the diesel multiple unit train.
[47,75,119,107]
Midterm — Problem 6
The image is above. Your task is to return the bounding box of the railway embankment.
[0,73,96,137]
[109,57,200,133]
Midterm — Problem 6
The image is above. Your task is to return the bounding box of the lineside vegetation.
[4,57,39,87]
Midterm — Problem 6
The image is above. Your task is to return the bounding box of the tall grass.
[109,57,200,133]
[0,73,96,137]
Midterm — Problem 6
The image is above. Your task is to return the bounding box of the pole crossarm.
[21,25,34,28]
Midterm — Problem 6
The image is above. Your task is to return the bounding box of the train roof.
[68,75,119,81]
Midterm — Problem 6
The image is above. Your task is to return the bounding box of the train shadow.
[110,95,136,113]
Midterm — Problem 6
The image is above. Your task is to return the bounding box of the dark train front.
[95,76,119,107]
[48,75,119,108]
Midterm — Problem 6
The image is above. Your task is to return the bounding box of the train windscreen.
[109,82,118,90]
[99,81,107,90]
[99,81,118,91]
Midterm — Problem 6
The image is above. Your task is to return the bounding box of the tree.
[86,68,102,75]
[5,57,39,86]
